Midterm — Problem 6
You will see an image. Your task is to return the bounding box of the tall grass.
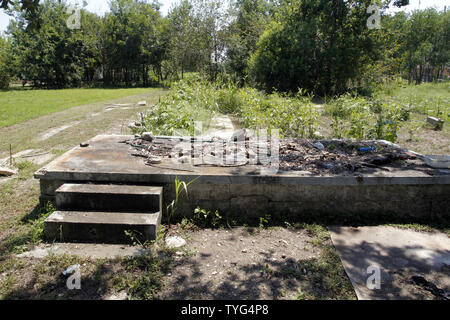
[143,79,320,138]
[325,94,410,142]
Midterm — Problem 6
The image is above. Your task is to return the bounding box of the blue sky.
[0,0,448,33]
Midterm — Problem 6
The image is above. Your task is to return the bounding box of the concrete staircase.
[44,183,162,243]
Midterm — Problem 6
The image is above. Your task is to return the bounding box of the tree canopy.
[1,0,448,95]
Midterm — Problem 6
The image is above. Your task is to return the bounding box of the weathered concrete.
[329,226,450,300]
[45,210,161,243]
[56,183,162,212]
[16,243,147,259]
[35,135,450,221]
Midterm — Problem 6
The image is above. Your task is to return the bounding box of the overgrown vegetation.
[112,250,174,300]
[138,78,446,143]
[140,79,320,138]
[325,94,410,142]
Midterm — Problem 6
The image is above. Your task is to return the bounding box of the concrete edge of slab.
[35,170,450,186]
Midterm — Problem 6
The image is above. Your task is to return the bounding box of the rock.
[242,248,248,253]
[0,167,17,177]
[427,116,444,131]
[145,156,162,165]
[313,142,325,151]
[230,129,251,142]
[106,291,127,300]
[178,156,190,164]
[141,132,155,142]
[313,131,324,139]
[165,236,186,249]
[138,101,147,106]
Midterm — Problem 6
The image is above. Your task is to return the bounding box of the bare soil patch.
[157,227,355,300]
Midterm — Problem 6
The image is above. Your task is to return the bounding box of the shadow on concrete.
[329,226,450,300]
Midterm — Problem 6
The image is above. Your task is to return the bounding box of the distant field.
[380,82,450,121]
[0,88,156,128]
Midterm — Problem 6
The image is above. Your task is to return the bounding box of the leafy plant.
[166,176,199,227]
[259,214,271,229]
[192,207,224,229]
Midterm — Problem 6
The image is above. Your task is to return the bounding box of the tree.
[249,0,410,96]
[103,0,168,86]
[7,0,102,88]
[0,34,13,88]
[167,0,231,80]
[226,0,273,82]
[402,9,449,84]
[1,0,41,29]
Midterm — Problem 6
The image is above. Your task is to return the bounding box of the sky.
[0,0,448,33]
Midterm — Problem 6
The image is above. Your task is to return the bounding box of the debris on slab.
[124,135,441,175]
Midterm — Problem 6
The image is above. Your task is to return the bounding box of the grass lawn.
[0,87,158,128]
[379,81,450,121]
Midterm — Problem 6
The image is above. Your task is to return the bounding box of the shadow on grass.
[1,254,115,300]
[0,203,54,256]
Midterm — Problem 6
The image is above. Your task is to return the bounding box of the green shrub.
[325,94,409,142]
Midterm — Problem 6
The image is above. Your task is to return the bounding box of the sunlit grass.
[0,87,156,128]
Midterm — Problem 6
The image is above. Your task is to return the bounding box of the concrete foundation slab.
[329,226,450,300]
[35,135,450,221]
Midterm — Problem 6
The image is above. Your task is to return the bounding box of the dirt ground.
[0,94,448,301]
[157,226,356,300]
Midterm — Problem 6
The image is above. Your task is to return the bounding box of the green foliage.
[250,0,381,96]
[325,94,410,142]
[192,207,224,229]
[28,202,55,244]
[113,251,174,300]
[141,79,218,135]
[238,88,319,138]
[3,0,447,94]
[259,214,271,229]
[166,176,199,226]
[103,0,168,86]
[401,9,450,84]
[146,79,320,138]
[225,0,273,82]
[378,81,450,122]
[0,35,12,89]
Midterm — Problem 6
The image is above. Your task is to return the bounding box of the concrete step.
[55,183,162,212]
[44,210,161,244]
